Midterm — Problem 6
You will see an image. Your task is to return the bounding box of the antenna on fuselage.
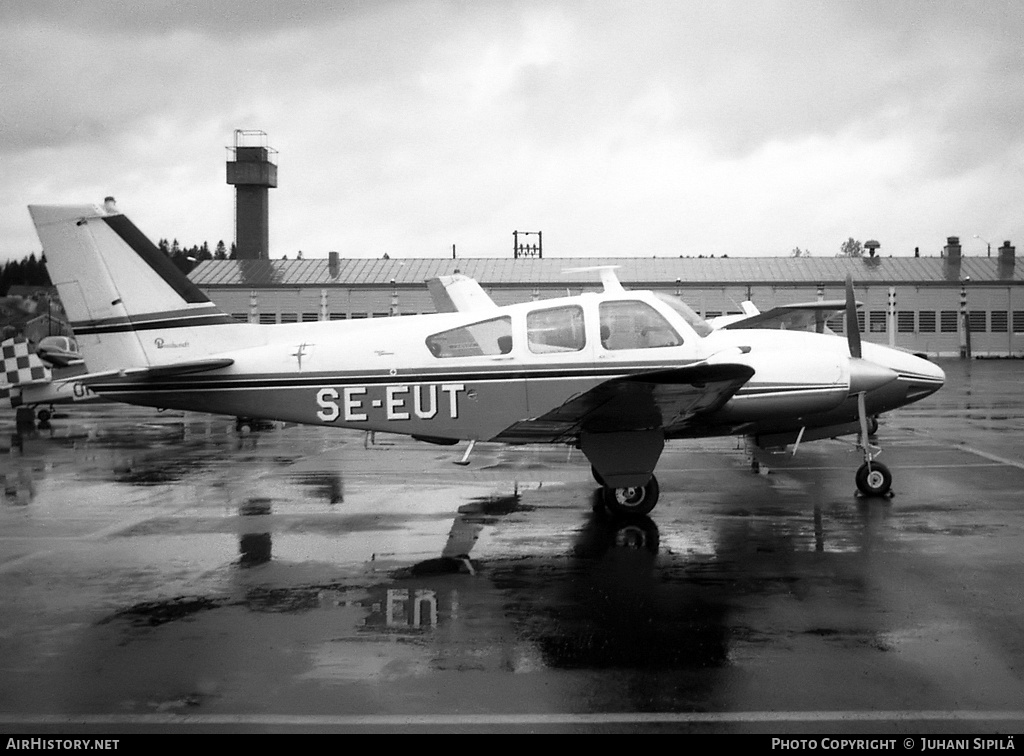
[562,265,624,294]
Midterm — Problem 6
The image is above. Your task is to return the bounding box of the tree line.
[1,239,237,296]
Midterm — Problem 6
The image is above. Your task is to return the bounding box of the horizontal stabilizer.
[79,358,234,385]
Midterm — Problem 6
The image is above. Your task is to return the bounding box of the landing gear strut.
[854,391,891,497]
[602,475,660,517]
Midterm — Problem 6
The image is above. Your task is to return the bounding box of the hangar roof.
[189,255,1022,288]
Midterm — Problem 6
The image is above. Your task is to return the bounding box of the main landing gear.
[592,466,661,516]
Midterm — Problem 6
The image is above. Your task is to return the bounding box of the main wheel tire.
[603,475,660,517]
[36,408,52,423]
[856,461,892,496]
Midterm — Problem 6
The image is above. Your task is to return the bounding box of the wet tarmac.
[2,358,1024,734]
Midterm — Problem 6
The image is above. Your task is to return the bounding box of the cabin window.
[599,301,683,350]
[527,305,586,353]
[652,292,714,337]
[426,316,513,358]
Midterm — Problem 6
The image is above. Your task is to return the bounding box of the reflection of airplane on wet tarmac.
[1,335,102,422]
[29,202,944,516]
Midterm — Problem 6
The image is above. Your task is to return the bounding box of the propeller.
[844,275,884,463]
[844,275,862,360]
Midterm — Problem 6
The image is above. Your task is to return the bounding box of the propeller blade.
[845,275,862,359]
[857,391,870,452]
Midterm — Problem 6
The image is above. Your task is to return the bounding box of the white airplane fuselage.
[78,289,943,444]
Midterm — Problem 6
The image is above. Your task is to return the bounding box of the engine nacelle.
[714,349,850,423]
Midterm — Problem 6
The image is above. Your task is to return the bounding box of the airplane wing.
[494,362,755,443]
[426,274,499,313]
[717,299,856,333]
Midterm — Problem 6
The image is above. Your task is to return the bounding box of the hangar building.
[188,237,1023,358]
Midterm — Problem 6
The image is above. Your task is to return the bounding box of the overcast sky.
[2,0,1022,264]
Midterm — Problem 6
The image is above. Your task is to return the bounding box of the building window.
[302,312,319,322]
[704,310,722,319]
[1013,311,1024,333]
[968,311,987,333]
[918,311,936,333]
[897,311,915,333]
[991,311,1008,333]
[259,313,277,325]
[329,313,347,320]
[869,311,887,333]
[940,311,958,333]
[232,313,248,323]
[527,305,585,353]
[372,312,390,318]
[280,313,298,324]
[426,316,512,358]
[350,312,368,319]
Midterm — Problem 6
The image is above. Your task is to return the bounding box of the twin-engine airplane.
[28,203,945,516]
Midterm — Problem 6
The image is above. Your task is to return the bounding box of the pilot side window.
[426,316,513,358]
[599,301,683,350]
[527,305,586,353]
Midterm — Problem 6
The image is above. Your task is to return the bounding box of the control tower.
[226,129,277,260]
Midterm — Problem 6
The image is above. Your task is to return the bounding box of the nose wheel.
[856,460,892,497]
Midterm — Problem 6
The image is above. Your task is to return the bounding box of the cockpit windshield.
[652,292,715,337]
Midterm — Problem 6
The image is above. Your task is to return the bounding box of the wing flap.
[495,362,754,443]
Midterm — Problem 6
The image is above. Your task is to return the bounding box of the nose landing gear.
[854,391,892,497]
[856,460,892,497]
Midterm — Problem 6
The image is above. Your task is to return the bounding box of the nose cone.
[904,355,945,402]
[848,358,899,394]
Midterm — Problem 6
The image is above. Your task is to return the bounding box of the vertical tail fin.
[28,203,234,373]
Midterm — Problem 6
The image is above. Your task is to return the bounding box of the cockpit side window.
[426,316,512,358]
[652,292,714,337]
[527,305,586,353]
[599,301,683,350]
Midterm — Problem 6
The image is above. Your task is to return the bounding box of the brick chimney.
[943,236,962,262]
[998,240,1015,266]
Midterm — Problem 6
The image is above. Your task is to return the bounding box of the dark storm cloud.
[0,0,372,37]
[2,0,1023,262]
